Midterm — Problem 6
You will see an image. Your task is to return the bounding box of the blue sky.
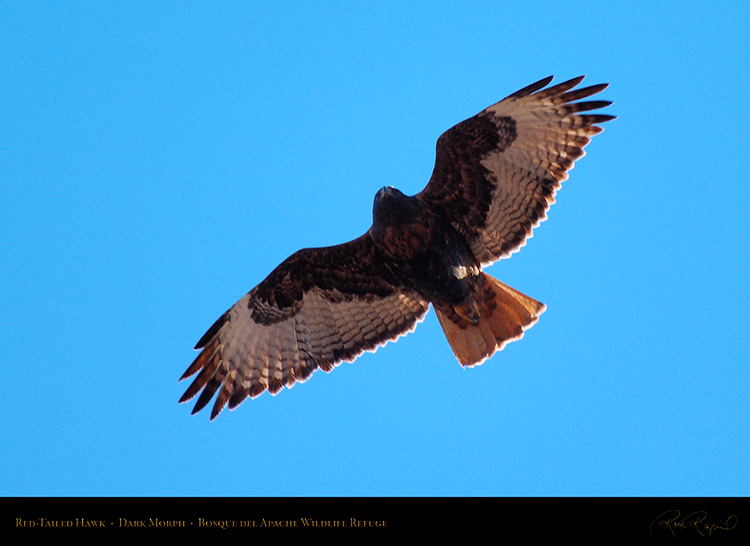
[2,1,748,497]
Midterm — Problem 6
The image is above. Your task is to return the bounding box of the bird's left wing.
[180,233,429,419]
[418,75,615,266]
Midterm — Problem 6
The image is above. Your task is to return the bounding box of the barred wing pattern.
[180,236,429,419]
[181,75,613,419]
[419,75,615,266]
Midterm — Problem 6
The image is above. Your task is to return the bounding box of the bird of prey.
[180,75,614,419]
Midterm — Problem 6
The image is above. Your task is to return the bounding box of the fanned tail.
[435,273,545,366]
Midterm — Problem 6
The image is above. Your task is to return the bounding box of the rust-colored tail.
[435,273,545,367]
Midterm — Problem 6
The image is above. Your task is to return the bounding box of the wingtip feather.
[506,75,554,99]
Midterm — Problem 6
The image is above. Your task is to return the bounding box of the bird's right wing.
[180,234,429,419]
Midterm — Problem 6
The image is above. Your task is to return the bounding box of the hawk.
[180,75,614,419]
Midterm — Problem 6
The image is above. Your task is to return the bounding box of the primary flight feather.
[180,75,615,419]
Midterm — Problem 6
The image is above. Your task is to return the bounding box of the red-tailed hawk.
[181,75,614,419]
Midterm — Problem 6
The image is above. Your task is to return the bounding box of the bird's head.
[372,185,418,235]
[374,185,402,204]
[373,185,411,216]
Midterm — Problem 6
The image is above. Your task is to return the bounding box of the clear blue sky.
[2,1,748,497]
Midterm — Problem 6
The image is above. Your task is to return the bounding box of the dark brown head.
[372,186,418,227]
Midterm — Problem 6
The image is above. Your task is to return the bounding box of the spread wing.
[418,75,615,266]
[180,233,429,419]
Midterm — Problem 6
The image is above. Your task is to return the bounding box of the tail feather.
[436,273,545,367]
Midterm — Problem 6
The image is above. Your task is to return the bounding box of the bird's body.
[372,186,477,309]
[180,75,615,418]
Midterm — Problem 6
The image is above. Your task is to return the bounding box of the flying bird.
[180,75,614,419]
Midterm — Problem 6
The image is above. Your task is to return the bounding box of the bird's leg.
[453,299,482,324]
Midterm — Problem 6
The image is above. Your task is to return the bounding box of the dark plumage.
[181,75,615,419]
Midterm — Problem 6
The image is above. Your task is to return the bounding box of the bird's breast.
[374,220,432,263]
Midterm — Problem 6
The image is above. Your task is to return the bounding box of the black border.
[4,497,747,539]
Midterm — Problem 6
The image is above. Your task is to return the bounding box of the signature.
[650,510,737,537]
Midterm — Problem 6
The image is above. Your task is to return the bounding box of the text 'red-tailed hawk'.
[181,75,614,418]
